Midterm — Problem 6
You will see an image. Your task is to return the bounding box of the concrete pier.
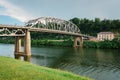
[0,21,91,62]
[24,30,31,61]
[14,36,22,60]
[14,30,31,62]
[74,36,83,48]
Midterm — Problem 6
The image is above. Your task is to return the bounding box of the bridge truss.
[0,17,91,61]
[25,17,80,33]
[0,24,26,36]
[0,17,85,37]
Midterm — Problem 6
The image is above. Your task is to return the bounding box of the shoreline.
[0,56,92,80]
[0,39,120,49]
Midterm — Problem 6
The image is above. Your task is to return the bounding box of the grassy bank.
[0,56,92,80]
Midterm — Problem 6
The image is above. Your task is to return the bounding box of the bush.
[84,39,120,49]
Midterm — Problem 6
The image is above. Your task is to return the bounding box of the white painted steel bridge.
[0,17,90,61]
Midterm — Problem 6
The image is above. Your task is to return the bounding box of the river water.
[0,43,120,80]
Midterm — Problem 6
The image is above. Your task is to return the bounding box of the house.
[97,32,114,41]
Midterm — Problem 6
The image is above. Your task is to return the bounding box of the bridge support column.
[74,36,83,48]
[24,30,31,61]
[14,37,21,59]
[14,30,31,62]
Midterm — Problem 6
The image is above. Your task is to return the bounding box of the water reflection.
[0,44,14,58]
[0,43,120,80]
[52,48,120,80]
[31,47,67,67]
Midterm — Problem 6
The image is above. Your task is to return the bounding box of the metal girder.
[25,17,81,33]
[0,28,25,36]
[0,24,90,38]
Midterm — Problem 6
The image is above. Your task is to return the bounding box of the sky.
[0,0,120,25]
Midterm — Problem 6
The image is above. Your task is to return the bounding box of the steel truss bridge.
[0,17,90,61]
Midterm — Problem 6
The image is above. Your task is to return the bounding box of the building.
[89,37,97,42]
[115,33,120,40]
[97,32,114,41]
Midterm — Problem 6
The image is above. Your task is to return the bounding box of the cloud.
[0,0,35,22]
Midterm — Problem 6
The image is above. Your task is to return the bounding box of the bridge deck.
[0,24,89,37]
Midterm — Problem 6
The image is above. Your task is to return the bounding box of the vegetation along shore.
[0,38,120,49]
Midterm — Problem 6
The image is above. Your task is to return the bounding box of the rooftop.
[98,32,114,34]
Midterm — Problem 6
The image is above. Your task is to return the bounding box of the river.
[0,43,120,80]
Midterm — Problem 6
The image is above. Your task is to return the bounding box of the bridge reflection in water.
[0,17,90,61]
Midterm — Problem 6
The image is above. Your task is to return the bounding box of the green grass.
[0,56,92,80]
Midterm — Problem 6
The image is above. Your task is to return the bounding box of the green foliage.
[0,39,14,44]
[0,18,120,48]
[83,41,97,48]
[84,39,120,49]
[0,38,120,49]
[70,18,120,36]
[31,39,73,47]
[0,38,73,47]
[31,32,72,40]
[0,56,91,80]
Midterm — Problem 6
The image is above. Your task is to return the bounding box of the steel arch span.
[25,17,80,33]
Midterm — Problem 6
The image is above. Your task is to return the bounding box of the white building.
[97,32,114,41]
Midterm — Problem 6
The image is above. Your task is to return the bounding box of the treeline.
[0,38,73,47]
[31,32,72,40]
[70,18,120,36]
[0,38,120,49]
[84,39,120,49]
[30,18,120,39]
[0,18,120,49]
[0,39,14,44]
[31,39,73,47]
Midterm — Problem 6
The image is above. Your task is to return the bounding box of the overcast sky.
[0,0,120,25]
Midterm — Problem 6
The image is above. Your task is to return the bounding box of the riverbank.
[0,39,73,47]
[84,39,120,49]
[0,56,92,80]
[0,39,120,48]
